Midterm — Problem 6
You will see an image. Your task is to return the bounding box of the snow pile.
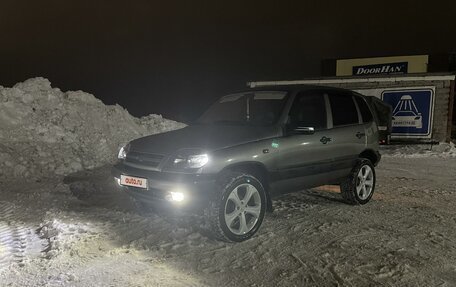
[0,78,185,181]
[381,142,456,158]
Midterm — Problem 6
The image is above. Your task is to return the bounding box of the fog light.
[170,191,184,202]
[165,191,185,203]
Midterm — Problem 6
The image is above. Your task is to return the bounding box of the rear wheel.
[341,159,376,205]
[204,172,266,242]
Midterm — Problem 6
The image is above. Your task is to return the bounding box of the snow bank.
[0,78,185,181]
[381,142,456,158]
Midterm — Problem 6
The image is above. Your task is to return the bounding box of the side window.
[328,93,359,126]
[354,96,373,123]
[288,91,327,130]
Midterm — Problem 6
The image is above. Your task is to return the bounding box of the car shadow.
[271,186,346,212]
[305,186,346,204]
[63,164,138,211]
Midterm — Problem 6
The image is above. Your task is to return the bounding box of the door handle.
[320,136,331,144]
[356,132,366,139]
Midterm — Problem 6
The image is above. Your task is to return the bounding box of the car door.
[325,91,366,173]
[272,89,340,193]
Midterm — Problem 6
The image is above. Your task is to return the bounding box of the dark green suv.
[112,85,381,242]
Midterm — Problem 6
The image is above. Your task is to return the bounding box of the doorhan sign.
[353,62,408,76]
[381,87,435,138]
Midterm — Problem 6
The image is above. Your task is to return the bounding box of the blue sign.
[353,62,408,76]
[381,88,434,138]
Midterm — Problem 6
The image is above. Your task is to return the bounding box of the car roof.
[243,84,361,96]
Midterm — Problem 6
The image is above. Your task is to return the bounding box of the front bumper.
[111,162,217,213]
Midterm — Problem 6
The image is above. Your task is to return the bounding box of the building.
[321,54,456,77]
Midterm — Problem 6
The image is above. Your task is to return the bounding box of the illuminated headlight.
[173,154,209,169]
[187,154,209,168]
[117,144,129,160]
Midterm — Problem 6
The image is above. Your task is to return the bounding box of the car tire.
[204,171,266,242]
[341,158,376,205]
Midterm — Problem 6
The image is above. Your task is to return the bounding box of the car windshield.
[196,91,288,126]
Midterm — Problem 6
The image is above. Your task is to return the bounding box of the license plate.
[120,175,147,189]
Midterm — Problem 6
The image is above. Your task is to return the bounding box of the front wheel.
[204,172,266,242]
[341,159,376,205]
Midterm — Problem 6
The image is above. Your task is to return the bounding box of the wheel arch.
[359,149,380,166]
[219,161,273,212]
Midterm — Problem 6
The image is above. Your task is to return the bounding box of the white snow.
[0,78,184,181]
[381,142,456,158]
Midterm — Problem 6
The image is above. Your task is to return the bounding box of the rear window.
[369,97,393,127]
[354,96,373,123]
[328,94,359,126]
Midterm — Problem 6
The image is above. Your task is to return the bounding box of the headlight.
[187,154,209,168]
[117,144,129,160]
[173,153,209,169]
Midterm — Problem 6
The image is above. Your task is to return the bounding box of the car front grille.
[125,151,165,169]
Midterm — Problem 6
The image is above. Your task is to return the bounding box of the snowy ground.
[1,149,455,287]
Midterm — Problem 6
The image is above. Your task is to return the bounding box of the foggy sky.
[1,1,455,121]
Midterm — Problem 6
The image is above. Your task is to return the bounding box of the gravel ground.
[0,154,455,286]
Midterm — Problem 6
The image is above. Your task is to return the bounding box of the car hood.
[128,124,280,155]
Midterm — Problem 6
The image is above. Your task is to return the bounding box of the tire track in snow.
[0,201,17,269]
[0,201,46,270]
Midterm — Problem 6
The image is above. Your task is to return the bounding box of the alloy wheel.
[356,165,374,200]
[224,183,262,235]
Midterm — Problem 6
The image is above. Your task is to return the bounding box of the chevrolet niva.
[112,85,381,242]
